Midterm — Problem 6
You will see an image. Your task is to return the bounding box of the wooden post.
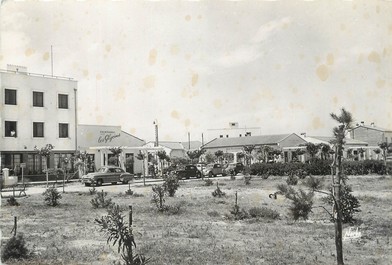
[12,216,17,237]
[129,205,133,227]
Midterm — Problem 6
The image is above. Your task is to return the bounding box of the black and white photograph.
[0,0,391,264]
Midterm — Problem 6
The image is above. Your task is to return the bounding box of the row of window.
[4,89,69,109]
[4,121,69,138]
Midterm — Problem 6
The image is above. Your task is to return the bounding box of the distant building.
[77,125,145,174]
[349,122,392,146]
[181,141,202,152]
[0,65,77,175]
[144,141,188,159]
[202,133,307,163]
[205,122,261,143]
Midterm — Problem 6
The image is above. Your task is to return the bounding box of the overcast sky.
[1,0,391,143]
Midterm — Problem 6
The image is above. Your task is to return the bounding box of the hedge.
[250,159,391,176]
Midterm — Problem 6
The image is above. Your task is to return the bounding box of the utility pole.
[188,132,191,149]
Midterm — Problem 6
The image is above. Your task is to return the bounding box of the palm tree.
[320,143,332,160]
[157,150,168,175]
[330,107,353,265]
[136,151,146,186]
[214,150,224,164]
[378,142,392,174]
[109,146,123,167]
[301,142,320,160]
[243,145,255,166]
[34,144,54,187]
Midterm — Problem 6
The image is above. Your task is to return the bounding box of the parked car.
[81,166,133,186]
[175,165,202,179]
[203,163,226,177]
[224,162,244,176]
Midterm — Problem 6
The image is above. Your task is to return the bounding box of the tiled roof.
[202,134,291,149]
[159,141,185,150]
[309,136,368,145]
[181,141,202,150]
[350,125,392,132]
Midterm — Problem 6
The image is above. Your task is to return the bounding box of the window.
[5,89,17,105]
[58,94,68,109]
[33,91,44,107]
[33,122,44,137]
[59,123,69,138]
[5,121,17,137]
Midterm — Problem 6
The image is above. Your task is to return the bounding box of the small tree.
[109,146,123,167]
[43,186,62,206]
[74,150,88,177]
[95,204,149,265]
[35,144,54,187]
[1,234,30,262]
[301,142,320,160]
[163,173,180,197]
[204,152,216,163]
[243,145,255,166]
[378,142,392,174]
[214,150,224,164]
[136,151,146,186]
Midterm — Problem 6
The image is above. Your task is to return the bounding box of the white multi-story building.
[0,65,77,176]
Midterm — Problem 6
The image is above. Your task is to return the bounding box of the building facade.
[0,66,77,175]
[77,124,146,174]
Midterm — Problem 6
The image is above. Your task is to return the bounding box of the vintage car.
[224,162,245,176]
[81,166,133,186]
[175,165,202,179]
[202,163,226,177]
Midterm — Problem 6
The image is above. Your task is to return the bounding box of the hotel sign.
[98,130,121,144]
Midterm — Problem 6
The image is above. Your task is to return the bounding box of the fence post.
[129,205,133,227]
[11,216,17,237]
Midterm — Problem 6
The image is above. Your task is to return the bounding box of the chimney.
[226,135,229,138]
[239,134,242,137]
[361,121,364,126]
[371,122,375,127]
[300,132,306,138]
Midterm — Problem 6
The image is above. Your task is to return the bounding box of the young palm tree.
[243,145,255,166]
[330,107,353,265]
[214,150,224,164]
[109,147,123,167]
[35,144,54,187]
[136,151,146,186]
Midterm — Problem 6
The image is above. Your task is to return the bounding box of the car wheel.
[111,182,117,185]
[84,183,90,187]
[96,179,103,186]
[208,172,213,178]
[122,180,129,184]
[196,172,201,178]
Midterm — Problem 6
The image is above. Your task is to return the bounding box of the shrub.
[6,196,20,206]
[286,174,298,185]
[151,185,166,211]
[277,184,314,221]
[1,234,30,262]
[89,186,97,195]
[248,207,280,220]
[323,184,361,223]
[212,182,226,197]
[43,187,62,206]
[244,175,252,185]
[163,173,179,197]
[125,189,134,196]
[204,179,213,186]
[91,190,113,208]
[95,204,149,265]
[207,210,220,217]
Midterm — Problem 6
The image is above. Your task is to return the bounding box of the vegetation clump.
[163,173,179,197]
[6,196,20,206]
[91,190,113,208]
[43,186,62,206]
[1,234,30,262]
[95,204,150,265]
[204,179,213,186]
[212,182,226,197]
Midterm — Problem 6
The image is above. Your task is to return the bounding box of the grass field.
[1,175,391,265]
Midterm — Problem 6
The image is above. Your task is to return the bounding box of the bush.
[204,179,213,186]
[89,186,97,195]
[125,189,134,196]
[244,175,252,185]
[1,234,30,262]
[43,187,62,206]
[151,185,166,211]
[6,196,20,206]
[323,184,361,223]
[286,174,298,185]
[212,183,226,197]
[95,204,149,265]
[277,184,314,221]
[91,190,113,208]
[248,207,280,220]
[163,173,179,197]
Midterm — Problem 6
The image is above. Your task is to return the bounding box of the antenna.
[51,45,54,76]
